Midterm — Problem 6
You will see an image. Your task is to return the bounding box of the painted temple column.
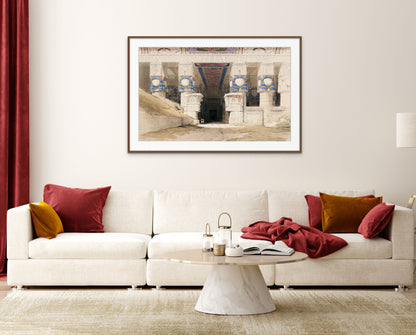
[278,62,291,115]
[257,63,277,127]
[149,63,167,99]
[257,63,276,108]
[226,63,247,125]
[178,63,201,122]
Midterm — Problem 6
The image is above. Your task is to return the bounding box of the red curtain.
[0,0,29,274]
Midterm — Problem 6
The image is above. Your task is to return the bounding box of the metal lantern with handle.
[213,212,232,256]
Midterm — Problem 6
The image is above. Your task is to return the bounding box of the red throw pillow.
[304,194,375,231]
[304,195,323,230]
[43,184,111,232]
[358,203,395,238]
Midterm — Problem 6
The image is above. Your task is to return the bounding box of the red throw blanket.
[241,217,347,258]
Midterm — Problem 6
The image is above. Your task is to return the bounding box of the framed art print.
[128,36,301,152]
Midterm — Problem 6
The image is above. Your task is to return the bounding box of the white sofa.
[7,189,415,288]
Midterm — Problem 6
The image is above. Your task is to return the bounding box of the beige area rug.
[0,288,415,335]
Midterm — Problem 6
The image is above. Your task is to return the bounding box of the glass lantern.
[202,223,213,252]
[213,212,232,256]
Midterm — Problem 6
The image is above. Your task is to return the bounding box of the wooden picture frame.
[128,36,301,152]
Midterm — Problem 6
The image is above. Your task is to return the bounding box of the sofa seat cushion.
[148,233,391,260]
[148,232,273,259]
[323,234,391,259]
[29,233,151,259]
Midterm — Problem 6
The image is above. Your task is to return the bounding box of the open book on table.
[243,241,294,256]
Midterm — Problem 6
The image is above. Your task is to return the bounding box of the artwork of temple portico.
[139,47,291,127]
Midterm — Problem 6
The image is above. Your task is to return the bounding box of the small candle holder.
[225,244,243,257]
[213,243,225,256]
[202,223,213,252]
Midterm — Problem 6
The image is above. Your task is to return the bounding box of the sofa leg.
[280,285,293,291]
[395,285,409,292]
[13,285,25,291]
[153,285,165,290]
[127,286,142,291]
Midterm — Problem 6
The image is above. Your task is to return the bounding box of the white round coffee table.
[164,249,307,315]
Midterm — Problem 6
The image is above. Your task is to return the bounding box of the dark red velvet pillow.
[304,194,375,231]
[43,184,111,232]
[304,195,323,230]
[358,203,395,238]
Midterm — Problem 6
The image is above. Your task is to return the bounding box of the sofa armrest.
[385,205,414,260]
[7,204,34,260]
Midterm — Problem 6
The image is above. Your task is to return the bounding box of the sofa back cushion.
[268,190,375,227]
[102,189,153,235]
[153,190,269,234]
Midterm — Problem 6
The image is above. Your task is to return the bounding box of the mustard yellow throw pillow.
[29,201,64,239]
[320,193,382,233]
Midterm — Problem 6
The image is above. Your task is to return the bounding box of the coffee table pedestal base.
[195,264,276,315]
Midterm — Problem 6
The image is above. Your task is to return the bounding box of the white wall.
[29,0,416,206]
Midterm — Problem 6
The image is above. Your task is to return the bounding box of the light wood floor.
[0,281,10,301]
[1,279,416,303]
